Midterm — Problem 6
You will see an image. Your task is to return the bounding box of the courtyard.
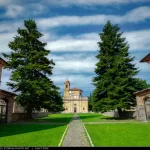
[0,113,150,147]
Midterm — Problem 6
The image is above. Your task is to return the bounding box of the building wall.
[69,91,81,98]
[135,92,150,121]
[63,99,88,113]
[64,82,70,97]
[136,94,150,106]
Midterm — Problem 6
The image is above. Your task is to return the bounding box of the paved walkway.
[62,114,90,147]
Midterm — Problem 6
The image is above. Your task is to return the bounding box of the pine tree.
[2,20,64,119]
[92,21,141,117]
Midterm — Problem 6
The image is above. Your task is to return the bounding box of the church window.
[66,85,68,88]
[74,104,76,106]
[66,107,68,110]
[83,107,84,110]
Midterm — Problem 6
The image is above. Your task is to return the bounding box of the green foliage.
[92,21,147,115]
[87,93,93,111]
[2,20,64,118]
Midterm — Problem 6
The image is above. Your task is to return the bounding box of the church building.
[63,79,88,113]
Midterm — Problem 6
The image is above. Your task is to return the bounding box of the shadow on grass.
[0,123,65,138]
[101,116,136,120]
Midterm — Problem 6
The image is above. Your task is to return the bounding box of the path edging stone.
[58,114,74,147]
[78,115,94,147]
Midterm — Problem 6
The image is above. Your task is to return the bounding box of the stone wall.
[103,110,119,117]
[103,110,136,118]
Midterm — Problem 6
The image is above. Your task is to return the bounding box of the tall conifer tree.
[2,20,63,119]
[92,21,140,116]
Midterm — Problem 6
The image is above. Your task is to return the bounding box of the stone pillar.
[7,97,14,122]
[137,105,147,121]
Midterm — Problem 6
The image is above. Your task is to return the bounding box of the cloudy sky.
[0,0,150,97]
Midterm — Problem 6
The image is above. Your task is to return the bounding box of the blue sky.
[0,0,150,97]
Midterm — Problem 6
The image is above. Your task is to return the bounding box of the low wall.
[102,110,136,118]
[32,112,49,118]
[121,111,136,118]
[103,110,119,117]
[12,112,49,121]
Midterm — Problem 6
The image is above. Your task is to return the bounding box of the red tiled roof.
[134,88,150,96]
[0,57,8,65]
[0,89,17,96]
[70,88,83,92]
[140,53,150,62]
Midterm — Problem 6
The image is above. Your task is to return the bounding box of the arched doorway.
[0,99,7,123]
[144,96,150,121]
[74,107,77,113]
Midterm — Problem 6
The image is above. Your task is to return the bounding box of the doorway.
[74,107,77,113]
[0,99,7,123]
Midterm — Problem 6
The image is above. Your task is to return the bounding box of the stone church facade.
[63,80,88,113]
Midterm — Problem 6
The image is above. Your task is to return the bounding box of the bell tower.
[64,79,70,97]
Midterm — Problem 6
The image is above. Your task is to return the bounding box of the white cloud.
[0,0,12,6]
[124,29,150,51]
[45,29,150,52]
[50,53,97,74]
[1,6,150,33]
[0,0,147,7]
[0,32,16,53]
[0,21,22,33]
[47,39,98,52]
[37,6,150,28]
[46,32,99,52]
[46,0,149,6]
[1,29,150,54]
[5,5,24,18]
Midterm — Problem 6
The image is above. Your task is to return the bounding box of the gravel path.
[62,113,90,147]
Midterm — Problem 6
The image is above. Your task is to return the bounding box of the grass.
[85,123,150,147]
[35,113,74,123]
[0,113,74,147]
[78,113,137,122]
[0,124,67,147]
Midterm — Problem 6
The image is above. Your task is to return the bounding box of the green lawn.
[85,123,150,147]
[35,113,74,123]
[78,113,137,122]
[0,113,74,147]
[0,124,67,147]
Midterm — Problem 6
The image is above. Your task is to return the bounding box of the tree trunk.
[117,107,123,118]
[25,107,33,120]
